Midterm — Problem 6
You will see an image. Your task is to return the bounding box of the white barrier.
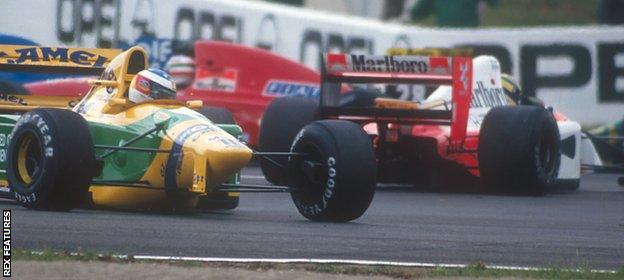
[1,0,623,125]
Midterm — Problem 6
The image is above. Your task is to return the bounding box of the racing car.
[258,53,604,195]
[0,44,376,222]
[13,41,321,146]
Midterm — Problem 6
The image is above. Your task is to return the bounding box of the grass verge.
[13,249,624,279]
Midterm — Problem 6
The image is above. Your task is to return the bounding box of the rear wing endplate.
[321,53,473,145]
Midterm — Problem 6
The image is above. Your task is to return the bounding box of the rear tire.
[7,108,95,210]
[259,97,318,185]
[478,106,560,195]
[197,106,236,124]
[289,120,376,222]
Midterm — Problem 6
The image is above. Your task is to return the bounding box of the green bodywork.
[0,109,243,187]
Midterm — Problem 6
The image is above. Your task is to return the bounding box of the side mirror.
[186,100,203,109]
[88,79,118,87]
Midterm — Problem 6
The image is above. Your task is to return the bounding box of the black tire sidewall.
[289,120,376,222]
[479,106,560,195]
[7,113,60,206]
[7,109,95,210]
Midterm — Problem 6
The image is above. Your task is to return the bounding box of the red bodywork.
[23,42,479,175]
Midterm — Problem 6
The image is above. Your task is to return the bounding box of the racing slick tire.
[7,108,95,210]
[478,106,560,195]
[259,97,318,186]
[197,106,240,210]
[198,106,237,124]
[288,120,376,222]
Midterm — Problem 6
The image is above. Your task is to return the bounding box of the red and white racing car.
[258,53,604,195]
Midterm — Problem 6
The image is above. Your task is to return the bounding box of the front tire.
[478,106,560,195]
[289,120,376,222]
[7,109,95,210]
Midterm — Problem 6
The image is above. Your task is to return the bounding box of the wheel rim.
[293,143,326,203]
[15,132,43,185]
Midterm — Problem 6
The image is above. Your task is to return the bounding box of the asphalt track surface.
[5,167,624,270]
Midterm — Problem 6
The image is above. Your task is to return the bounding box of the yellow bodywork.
[77,47,252,209]
[0,45,251,209]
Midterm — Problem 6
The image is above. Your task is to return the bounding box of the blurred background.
[263,0,623,26]
[0,0,622,127]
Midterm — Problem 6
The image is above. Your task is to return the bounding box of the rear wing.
[0,45,120,74]
[321,53,473,145]
[0,45,120,111]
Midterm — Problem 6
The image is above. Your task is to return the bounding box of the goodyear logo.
[0,45,120,68]
[262,80,320,98]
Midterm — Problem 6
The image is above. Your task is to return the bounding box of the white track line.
[130,255,617,274]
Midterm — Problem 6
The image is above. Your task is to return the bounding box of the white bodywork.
[424,56,602,182]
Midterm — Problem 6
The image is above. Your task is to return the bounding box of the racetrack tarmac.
[5,167,624,270]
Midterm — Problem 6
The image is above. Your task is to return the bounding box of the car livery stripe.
[164,124,212,192]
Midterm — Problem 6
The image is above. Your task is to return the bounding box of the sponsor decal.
[194,68,238,92]
[136,76,151,94]
[0,46,115,68]
[14,193,36,205]
[205,135,244,148]
[295,156,337,216]
[459,62,469,93]
[349,55,429,73]
[326,54,433,74]
[326,54,348,73]
[430,57,450,74]
[470,81,507,108]
[14,112,53,158]
[0,93,26,106]
[262,80,320,98]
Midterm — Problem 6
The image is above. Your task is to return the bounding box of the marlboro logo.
[350,55,429,73]
[325,54,452,75]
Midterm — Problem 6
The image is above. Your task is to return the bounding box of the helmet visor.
[149,80,177,100]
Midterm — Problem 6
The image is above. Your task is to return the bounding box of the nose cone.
[195,132,252,187]
[206,144,252,184]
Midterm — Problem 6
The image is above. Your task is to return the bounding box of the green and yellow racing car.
[0,45,376,222]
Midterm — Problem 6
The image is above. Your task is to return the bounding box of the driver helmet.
[500,73,522,105]
[129,68,177,103]
[164,55,195,89]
